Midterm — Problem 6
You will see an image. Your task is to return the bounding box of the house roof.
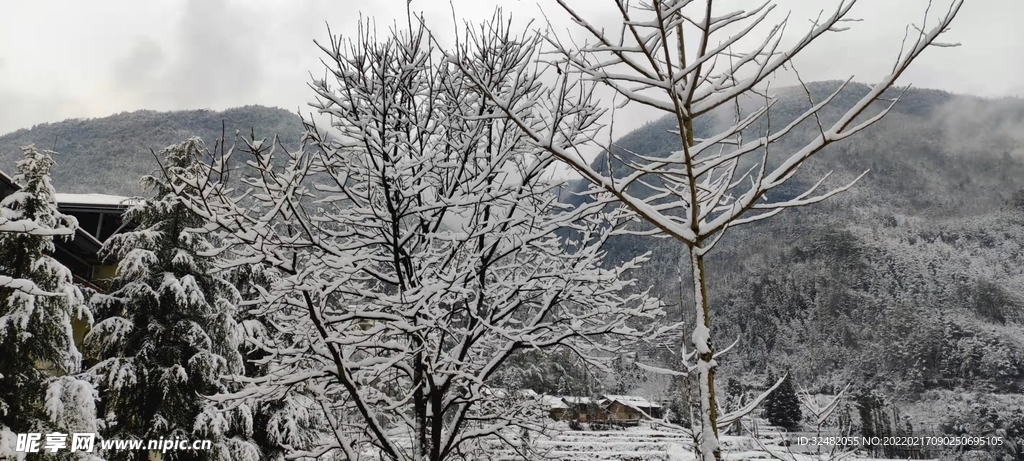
[55,193,140,211]
[481,387,509,399]
[541,395,569,410]
[561,396,599,406]
[519,389,539,399]
[481,388,542,398]
[602,395,662,409]
[0,169,14,191]
[0,169,18,202]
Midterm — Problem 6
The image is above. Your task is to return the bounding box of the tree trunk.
[688,246,720,461]
[414,343,428,461]
[430,389,443,461]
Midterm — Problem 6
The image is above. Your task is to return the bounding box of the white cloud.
[0,0,1016,136]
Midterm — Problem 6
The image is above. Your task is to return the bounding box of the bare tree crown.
[436,1,961,460]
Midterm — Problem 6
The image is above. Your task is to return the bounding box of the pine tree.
[84,140,257,461]
[0,146,98,460]
[763,372,802,430]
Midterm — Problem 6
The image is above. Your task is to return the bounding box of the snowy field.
[476,423,942,461]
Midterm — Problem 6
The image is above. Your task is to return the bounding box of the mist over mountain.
[0,105,303,196]
[577,82,1024,216]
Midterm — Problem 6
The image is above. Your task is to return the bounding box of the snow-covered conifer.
[762,373,801,430]
[223,261,327,461]
[85,141,257,461]
[0,146,98,461]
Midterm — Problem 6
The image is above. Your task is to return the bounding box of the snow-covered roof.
[541,395,569,410]
[55,193,139,207]
[602,395,662,409]
[0,169,13,189]
[519,389,539,399]
[561,396,598,406]
[481,387,509,398]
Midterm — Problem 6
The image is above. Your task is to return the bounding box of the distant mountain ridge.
[0,105,304,196]
[575,82,1024,219]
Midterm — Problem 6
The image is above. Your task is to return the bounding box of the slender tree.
[442,1,961,459]
[0,146,98,461]
[163,15,663,461]
[84,142,257,461]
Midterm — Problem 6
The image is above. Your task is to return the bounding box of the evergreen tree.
[0,146,98,460]
[725,378,745,412]
[494,348,601,397]
[223,260,327,461]
[84,140,257,461]
[763,372,802,430]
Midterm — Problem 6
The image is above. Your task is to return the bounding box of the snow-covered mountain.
[0,105,303,196]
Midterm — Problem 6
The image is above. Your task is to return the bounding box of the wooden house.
[602,395,664,423]
[562,396,609,422]
[541,395,569,420]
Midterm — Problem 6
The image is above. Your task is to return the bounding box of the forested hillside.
[0,105,303,196]
[577,82,1024,432]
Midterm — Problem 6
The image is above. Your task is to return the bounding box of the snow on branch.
[0,275,56,297]
[161,14,664,461]
[442,0,961,249]
[716,373,786,429]
[434,2,962,460]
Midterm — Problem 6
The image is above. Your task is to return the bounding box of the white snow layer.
[55,193,139,207]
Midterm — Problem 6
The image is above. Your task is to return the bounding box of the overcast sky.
[0,0,1018,138]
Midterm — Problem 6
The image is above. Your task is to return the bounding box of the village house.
[602,395,664,423]
[561,396,608,422]
[541,395,569,420]
[540,394,664,426]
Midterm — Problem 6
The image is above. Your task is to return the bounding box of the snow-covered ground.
[481,423,943,461]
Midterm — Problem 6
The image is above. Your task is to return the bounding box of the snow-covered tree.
[609,353,648,395]
[762,373,801,430]
[0,146,98,461]
[84,142,258,461]
[163,16,663,461]
[442,1,962,459]
[222,258,328,461]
